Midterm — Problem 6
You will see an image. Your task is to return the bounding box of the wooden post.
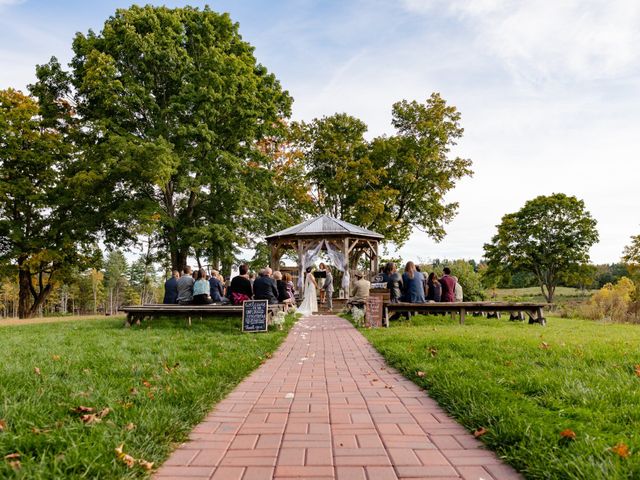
[372,241,379,277]
[460,308,466,325]
[270,242,279,270]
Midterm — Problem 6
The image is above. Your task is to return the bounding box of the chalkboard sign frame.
[242,300,269,333]
[365,295,384,328]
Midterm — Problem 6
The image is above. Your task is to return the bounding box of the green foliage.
[0,88,100,318]
[292,93,473,245]
[37,5,293,270]
[361,316,640,480]
[623,234,640,264]
[484,193,599,303]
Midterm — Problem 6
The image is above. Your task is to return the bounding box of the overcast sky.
[1,0,638,264]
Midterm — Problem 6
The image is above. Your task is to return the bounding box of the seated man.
[176,266,195,305]
[253,267,279,304]
[348,271,371,309]
[163,270,180,304]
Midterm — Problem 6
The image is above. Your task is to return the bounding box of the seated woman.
[208,270,225,303]
[426,272,442,302]
[385,262,403,303]
[192,269,212,304]
[274,271,294,305]
[284,272,296,306]
[401,261,425,303]
[227,264,253,305]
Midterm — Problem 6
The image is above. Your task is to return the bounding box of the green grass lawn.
[493,286,594,304]
[0,315,295,479]
[359,315,640,480]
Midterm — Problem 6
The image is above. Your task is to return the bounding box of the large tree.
[293,93,473,245]
[39,5,293,271]
[0,88,99,318]
[483,193,599,303]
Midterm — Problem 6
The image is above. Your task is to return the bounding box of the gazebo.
[266,214,384,295]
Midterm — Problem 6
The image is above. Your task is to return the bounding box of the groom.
[321,265,334,312]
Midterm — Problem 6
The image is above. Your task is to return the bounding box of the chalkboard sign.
[242,300,269,332]
[365,295,383,328]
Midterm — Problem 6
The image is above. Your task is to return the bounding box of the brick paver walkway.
[155,315,521,480]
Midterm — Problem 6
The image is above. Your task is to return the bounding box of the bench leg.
[188,316,192,327]
[460,308,465,325]
[384,307,389,327]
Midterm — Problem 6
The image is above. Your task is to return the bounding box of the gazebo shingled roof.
[266,215,384,294]
[266,214,383,241]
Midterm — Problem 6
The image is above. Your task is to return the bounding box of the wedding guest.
[274,271,294,305]
[192,268,212,304]
[253,267,279,304]
[176,266,195,304]
[426,272,442,302]
[227,264,253,305]
[208,270,225,303]
[402,261,425,303]
[163,270,180,304]
[385,262,403,303]
[440,267,457,303]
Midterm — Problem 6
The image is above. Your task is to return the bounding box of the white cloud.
[402,0,640,84]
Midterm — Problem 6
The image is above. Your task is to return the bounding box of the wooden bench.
[383,301,548,327]
[120,303,288,327]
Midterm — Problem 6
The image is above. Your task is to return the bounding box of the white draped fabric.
[298,241,324,290]
[324,241,350,291]
[296,240,351,294]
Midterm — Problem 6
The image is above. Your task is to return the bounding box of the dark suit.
[253,275,279,304]
[163,276,179,304]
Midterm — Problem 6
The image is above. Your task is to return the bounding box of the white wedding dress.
[297,273,318,316]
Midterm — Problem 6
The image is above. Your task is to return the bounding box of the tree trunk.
[172,249,188,273]
[18,260,32,319]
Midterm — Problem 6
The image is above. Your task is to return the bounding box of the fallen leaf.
[138,459,154,470]
[372,378,379,382]
[428,347,438,357]
[72,406,94,414]
[125,423,136,431]
[51,355,61,361]
[142,380,152,388]
[612,443,631,458]
[4,453,21,460]
[31,427,52,435]
[97,408,111,419]
[634,365,640,377]
[129,387,139,395]
[120,453,136,468]
[146,391,155,400]
[34,367,41,376]
[8,460,21,470]
[473,427,488,438]
[80,414,101,424]
[115,444,124,456]
[416,371,426,378]
[540,342,550,350]
[560,429,576,440]
[0,419,6,432]
[83,368,91,374]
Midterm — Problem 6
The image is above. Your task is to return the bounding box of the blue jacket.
[163,276,179,304]
[209,277,224,302]
[402,271,426,303]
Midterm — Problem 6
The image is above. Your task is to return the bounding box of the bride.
[296,266,318,316]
